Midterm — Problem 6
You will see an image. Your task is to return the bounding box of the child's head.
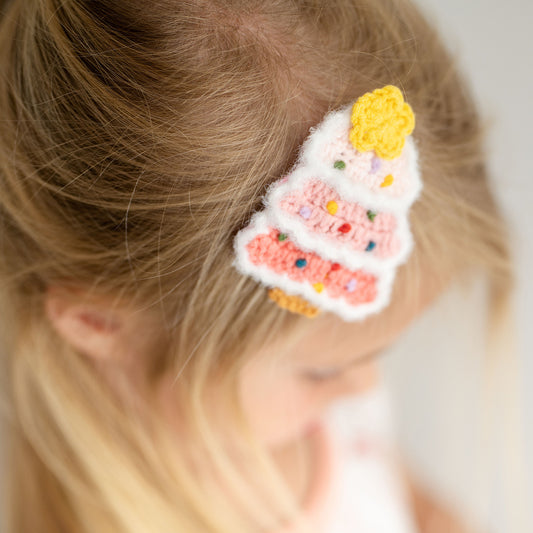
[0,0,513,531]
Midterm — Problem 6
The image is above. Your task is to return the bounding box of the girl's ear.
[44,286,124,361]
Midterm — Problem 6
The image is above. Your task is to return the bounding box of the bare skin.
[45,256,476,532]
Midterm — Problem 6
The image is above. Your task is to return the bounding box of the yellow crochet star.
[349,85,415,160]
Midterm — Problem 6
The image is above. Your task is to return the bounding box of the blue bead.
[365,241,376,252]
[295,258,307,268]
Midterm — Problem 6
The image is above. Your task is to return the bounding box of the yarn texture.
[349,85,415,160]
[232,86,422,321]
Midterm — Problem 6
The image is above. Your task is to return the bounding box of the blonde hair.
[0,0,520,532]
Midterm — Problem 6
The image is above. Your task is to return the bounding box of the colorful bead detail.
[345,279,358,292]
[299,206,312,219]
[245,228,378,307]
[324,262,341,280]
[322,134,415,197]
[370,157,382,174]
[380,174,394,188]
[365,241,376,252]
[278,233,288,241]
[278,179,402,258]
[296,258,307,268]
[326,200,338,215]
[338,223,351,233]
[313,282,324,293]
[334,160,346,170]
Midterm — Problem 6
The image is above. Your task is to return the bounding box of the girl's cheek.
[300,361,381,404]
[238,374,326,446]
[237,359,380,446]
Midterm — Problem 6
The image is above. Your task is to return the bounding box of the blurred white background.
[382,1,533,532]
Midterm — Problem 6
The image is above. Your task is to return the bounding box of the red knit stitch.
[246,228,378,305]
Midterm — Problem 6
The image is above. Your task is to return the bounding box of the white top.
[278,384,419,533]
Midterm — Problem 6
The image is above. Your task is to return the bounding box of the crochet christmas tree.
[232,86,422,321]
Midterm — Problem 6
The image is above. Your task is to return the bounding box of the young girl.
[0,1,519,532]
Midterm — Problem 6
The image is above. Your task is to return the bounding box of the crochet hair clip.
[232,85,422,322]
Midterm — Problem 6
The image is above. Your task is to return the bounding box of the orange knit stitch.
[267,287,321,318]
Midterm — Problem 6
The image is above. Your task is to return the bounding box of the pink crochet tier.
[277,178,402,259]
[319,131,417,199]
[246,228,378,306]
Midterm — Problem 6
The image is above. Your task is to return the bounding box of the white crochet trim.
[231,99,422,322]
[295,105,422,210]
[265,166,415,274]
[232,211,396,322]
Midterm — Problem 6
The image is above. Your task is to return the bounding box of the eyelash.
[300,367,345,383]
[299,349,383,383]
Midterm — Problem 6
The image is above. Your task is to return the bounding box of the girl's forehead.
[288,307,411,368]
[276,261,446,368]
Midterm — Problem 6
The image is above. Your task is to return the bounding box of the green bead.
[333,160,346,170]
[278,233,288,241]
[367,210,377,222]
